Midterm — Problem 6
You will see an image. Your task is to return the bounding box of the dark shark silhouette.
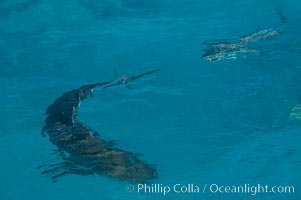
[41,70,158,182]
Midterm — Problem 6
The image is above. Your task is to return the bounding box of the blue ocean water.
[0,0,301,199]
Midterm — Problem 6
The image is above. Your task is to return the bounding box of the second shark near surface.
[202,12,287,62]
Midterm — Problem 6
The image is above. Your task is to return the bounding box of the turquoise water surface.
[0,0,301,199]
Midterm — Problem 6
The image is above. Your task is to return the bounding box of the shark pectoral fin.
[39,160,94,182]
[40,165,66,182]
[37,160,66,170]
[39,160,74,177]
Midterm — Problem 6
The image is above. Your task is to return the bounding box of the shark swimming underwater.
[202,11,287,62]
[41,70,158,182]
[202,29,279,62]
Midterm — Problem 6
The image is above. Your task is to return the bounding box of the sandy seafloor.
[0,0,301,199]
